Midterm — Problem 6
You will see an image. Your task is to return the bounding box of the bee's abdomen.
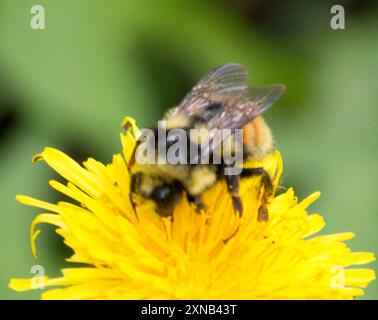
[242,116,273,158]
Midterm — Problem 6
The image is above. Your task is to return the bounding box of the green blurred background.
[0,0,377,299]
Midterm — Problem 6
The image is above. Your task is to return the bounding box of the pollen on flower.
[8,117,375,300]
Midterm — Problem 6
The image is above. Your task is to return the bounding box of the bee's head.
[150,183,182,216]
[131,172,182,217]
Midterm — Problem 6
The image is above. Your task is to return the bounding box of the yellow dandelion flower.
[9,117,375,300]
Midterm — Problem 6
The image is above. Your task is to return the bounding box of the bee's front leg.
[241,167,273,222]
[187,194,204,213]
[225,174,243,217]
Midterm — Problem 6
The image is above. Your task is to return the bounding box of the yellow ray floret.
[9,117,375,299]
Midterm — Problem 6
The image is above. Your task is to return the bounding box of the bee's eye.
[150,185,172,202]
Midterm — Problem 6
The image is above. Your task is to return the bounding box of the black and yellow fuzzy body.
[130,63,284,218]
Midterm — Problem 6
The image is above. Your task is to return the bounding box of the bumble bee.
[130,63,285,220]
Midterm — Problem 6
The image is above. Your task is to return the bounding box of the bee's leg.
[241,167,264,178]
[129,173,143,217]
[242,168,273,197]
[241,167,273,222]
[128,193,139,220]
[225,174,243,216]
[129,193,137,212]
[187,194,204,213]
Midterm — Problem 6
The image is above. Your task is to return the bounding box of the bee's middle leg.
[241,167,273,222]
[225,174,243,216]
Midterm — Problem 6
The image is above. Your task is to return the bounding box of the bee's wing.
[208,84,285,131]
[200,83,285,160]
[165,63,285,161]
[168,63,249,117]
